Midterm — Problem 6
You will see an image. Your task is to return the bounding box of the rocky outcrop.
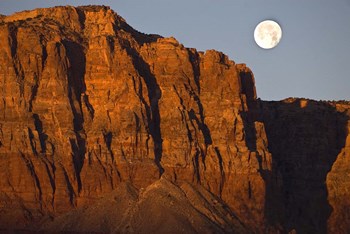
[260,99,350,233]
[0,5,349,233]
[326,103,350,234]
[0,5,271,233]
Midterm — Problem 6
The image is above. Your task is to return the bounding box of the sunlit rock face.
[0,5,349,234]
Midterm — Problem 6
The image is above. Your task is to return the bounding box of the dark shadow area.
[28,128,38,156]
[133,112,141,150]
[63,40,87,193]
[239,70,258,152]
[61,165,76,205]
[69,136,86,193]
[103,130,117,165]
[214,147,225,195]
[8,23,25,97]
[239,70,256,106]
[260,99,348,233]
[33,114,48,154]
[239,70,286,232]
[75,7,86,31]
[188,50,201,94]
[123,44,164,176]
[106,35,115,54]
[240,111,257,151]
[188,109,212,147]
[8,23,18,62]
[28,74,39,112]
[63,40,86,131]
[40,34,48,70]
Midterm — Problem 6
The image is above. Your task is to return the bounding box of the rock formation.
[260,99,350,233]
[0,5,349,233]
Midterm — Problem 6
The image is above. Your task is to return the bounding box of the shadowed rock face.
[260,99,350,233]
[0,5,349,233]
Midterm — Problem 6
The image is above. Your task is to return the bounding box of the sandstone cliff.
[260,99,350,233]
[0,5,349,234]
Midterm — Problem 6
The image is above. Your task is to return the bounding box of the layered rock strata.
[0,5,271,232]
[260,99,350,233]
[0,5,349,233]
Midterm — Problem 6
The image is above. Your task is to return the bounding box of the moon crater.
[254,20,282,49]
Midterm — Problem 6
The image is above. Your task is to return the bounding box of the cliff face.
[0,6,349,233]
[260,99,350,233]
[0,5,271,232]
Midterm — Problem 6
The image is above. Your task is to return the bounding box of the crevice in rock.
[238,69,259,152]
[75,7,86,31]
[124,43,164,176]
[102,130,121,181]
[214,146,225,197]
[69,137,85,193]
[83,94,94,119]
[40,34,48,70]
[106,110,111,124]
[103,131,113,160]
[60,164,76,206]
[33,113,47,153]
[240,111,257,152]
[40,157,56,209]
[93,149,109,181]
[8,23,25,98]
[131,75,151,158]
[107,35,115,54]
[63,40,87,193]
[28,75,39,112]
[183,81,212,150]
[18,152,42,209]
[8,23,18,60]
[28,128,38,156]
[188,108,212,148]
[176,74,211,172]
[193,147,201,183]
[173,85,193,163]
[133,112,141,156]
[188,50,201,94]
[248,181,252,199]
[239,70,256,107]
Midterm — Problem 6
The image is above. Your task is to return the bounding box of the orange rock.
[0,5,349,234]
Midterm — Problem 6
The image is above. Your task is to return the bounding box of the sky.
[1,0,350,101]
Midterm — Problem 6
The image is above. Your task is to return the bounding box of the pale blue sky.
[1,0,350,100]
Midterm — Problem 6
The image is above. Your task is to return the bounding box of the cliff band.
[0,6,349,233]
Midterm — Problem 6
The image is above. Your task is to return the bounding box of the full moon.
[254,20,282,49]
